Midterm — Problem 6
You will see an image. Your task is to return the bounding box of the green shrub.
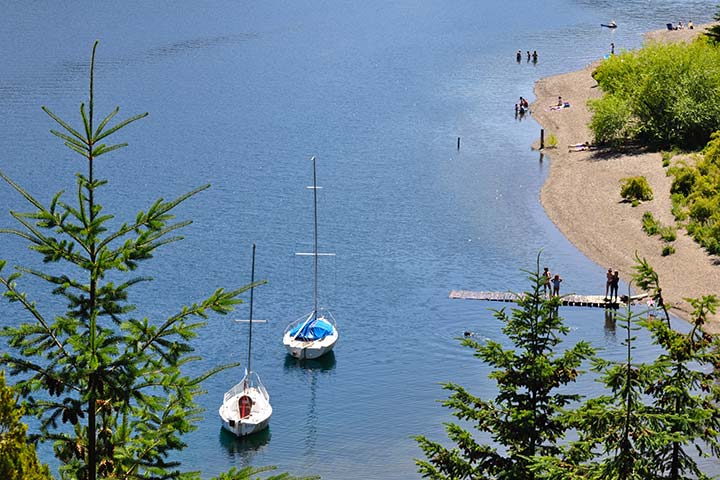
[546,133,558,148]
[620,176,653,203]
[689,197,716,224]
[659,226,677,242]
[589,94,634,147]
[661,150,676,167]
[662,244,676,256]
[642,211,660,235]
[671,201,688,222]
[670,166,697,196]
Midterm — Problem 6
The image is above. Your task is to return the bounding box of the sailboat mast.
[312,156,319,321]
[248,243,256,374]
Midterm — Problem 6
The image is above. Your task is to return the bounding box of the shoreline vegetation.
[531,22,720,333]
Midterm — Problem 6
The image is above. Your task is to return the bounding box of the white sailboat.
[283,156,339,360]
[219,244,272,437]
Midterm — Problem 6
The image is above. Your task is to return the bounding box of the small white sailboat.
[283,156,339,360]
[219,244,272,437]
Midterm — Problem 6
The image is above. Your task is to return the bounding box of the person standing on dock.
[542,267,552,296]
[610,271,619,302]
[551,273,563,296]
[604,268,613,300]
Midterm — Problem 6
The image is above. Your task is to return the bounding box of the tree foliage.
[420,254,720,480]
[415,255,594,479]
[0,370,52,480]
[705,5,720,44]
[619,176,653,204]
[589,38,720,149]
[668,131,720,254]
[533,255,720,480]
[0,42,302,480]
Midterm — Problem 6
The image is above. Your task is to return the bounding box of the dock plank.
[449,290,647,308]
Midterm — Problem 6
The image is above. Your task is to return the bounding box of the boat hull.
[220,411,271,437]
[283,330,338,359]
[219,384,272,438]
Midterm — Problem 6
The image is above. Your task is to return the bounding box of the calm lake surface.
[1,1,717,478]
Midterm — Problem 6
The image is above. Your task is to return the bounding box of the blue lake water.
[0,1,717,478]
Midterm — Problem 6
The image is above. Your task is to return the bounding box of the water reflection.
[604,308,617,337]
[283,352,336,460]
[283,351,337,372]
[218,426,271,464]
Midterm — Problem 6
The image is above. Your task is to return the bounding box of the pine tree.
[0,42,271,480]
[0,370,53,480]
[633,256,720,479]
[415,256,594,480]
[556,297,659,480]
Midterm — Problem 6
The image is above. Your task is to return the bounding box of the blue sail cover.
[290,317,334,341]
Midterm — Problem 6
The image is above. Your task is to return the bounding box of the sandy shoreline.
[530,23,720,333]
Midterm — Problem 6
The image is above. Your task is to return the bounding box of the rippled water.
[0,1,717,478]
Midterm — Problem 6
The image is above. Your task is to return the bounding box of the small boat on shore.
[219,244,272,437]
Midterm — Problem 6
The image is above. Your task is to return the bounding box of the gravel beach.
[531,23,720,332]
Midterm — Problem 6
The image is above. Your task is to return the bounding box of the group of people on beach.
[542,267,563,297]
[605,268,620,302]
[516,49,538,63]
[669,20,693,30]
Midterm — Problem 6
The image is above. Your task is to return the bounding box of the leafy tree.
[415,256,594,479]
[588,93,635,147]
[589,39,720,149]
[0,370,52,480]
[0,42,311,480]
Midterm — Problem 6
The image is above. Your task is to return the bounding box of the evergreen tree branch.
[0,271,73,363]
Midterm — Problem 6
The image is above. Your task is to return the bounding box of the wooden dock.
[449,290,646,308]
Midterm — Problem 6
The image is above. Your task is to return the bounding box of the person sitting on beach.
[557,96,563,106]
[677,20,684,29]
[688,20,694,29]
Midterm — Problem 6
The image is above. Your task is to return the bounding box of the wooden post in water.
[540,129,544,149]
[457,137,461,150]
